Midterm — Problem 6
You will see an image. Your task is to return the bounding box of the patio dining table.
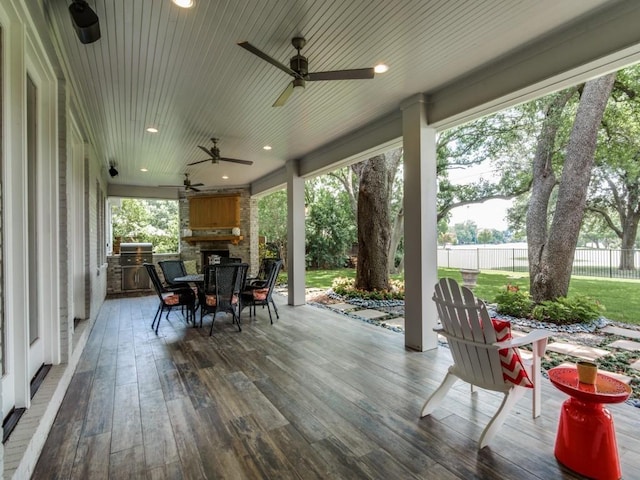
[174,274,204,284]
[173,274,205,324]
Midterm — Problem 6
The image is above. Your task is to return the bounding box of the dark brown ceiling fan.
[161,173,203,192]
[238,36,375,107]
[188,138,253,166]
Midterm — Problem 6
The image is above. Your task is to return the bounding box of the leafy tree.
[305,181,355,269]
[527,73,616,301]
[585,65,640,268]
[257,190,288,263]
[437,218,454,245]
[477,229,494,244]
[453,220,478,244]
[111,198,179,253]
[578,213,619,248]
[492,229,508,243]
[436,108,539,221]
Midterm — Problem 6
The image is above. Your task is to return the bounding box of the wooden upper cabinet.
[189,194,240,230]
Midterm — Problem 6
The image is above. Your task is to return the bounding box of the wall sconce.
[69,1,101,44]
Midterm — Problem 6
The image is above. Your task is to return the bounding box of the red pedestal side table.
[549,366,631,480]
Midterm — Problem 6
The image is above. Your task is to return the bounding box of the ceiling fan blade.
[273,81,294,107]
[189,186,201,192]
[191,182,205,187]
[237,41,300,78]
[220,157,254,166]
[197,145,212,155]
[307,67,375,81]
[187,158,213,166]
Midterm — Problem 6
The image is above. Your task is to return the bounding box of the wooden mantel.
[182,235,243,245]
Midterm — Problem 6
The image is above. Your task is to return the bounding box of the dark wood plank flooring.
[32,294,640,479]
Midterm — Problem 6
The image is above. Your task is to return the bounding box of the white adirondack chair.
[421,278,550,449]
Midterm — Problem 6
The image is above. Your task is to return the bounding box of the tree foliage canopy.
[586,65,640,265]
[257,190,288,260]
[305,178,356,269]
[112,198,179,253]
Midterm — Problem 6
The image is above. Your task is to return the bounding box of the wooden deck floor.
[33,294,640,479]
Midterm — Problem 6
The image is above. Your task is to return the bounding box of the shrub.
[531,295,604,325]
[494,285,533,317]
[331,277,405,301]
[332,277,355,295]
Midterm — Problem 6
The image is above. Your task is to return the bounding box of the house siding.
[0,1,107,477]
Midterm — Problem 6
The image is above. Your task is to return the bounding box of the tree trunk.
[588,177,640,270]
[528,74,616,301]
[388,207,404,274]
[527,92,572,298]
[619,215,640,270]
[355,153,396,291]
[277,243,287,270]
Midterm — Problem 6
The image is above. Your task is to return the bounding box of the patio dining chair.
[158,259,188,287]
[241,259,282,324]
[201,263,248,335]
[420,277,551,449]
[144,263,196,334]
[245,257,279,288]
[158,258,200,311]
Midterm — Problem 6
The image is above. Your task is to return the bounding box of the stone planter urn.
[460,268,481,290]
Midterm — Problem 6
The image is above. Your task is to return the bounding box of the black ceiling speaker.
[108,164,118,177]
[69,1,101,44]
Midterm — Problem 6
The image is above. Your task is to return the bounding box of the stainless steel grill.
[120,243,153,290]
[119,242,153,265]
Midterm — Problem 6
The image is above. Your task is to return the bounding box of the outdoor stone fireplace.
[178,187,259,274]
[201,249,230,266]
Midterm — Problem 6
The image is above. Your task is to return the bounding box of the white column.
[286,159,306,306]
[402,94,438,351]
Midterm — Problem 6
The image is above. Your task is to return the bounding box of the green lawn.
[300,267,640,325]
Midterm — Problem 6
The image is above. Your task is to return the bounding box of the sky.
[449,199,512,231]
[447,162,512,231]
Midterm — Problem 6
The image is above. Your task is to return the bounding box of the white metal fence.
[438,246,640,279]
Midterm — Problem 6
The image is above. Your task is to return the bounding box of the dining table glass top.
[174,274,204,283]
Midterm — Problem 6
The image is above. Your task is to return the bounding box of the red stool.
[549,367,631,480]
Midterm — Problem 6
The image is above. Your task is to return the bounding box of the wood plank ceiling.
[43,0,614,191]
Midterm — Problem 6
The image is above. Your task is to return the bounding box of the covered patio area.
[33,293,640,479]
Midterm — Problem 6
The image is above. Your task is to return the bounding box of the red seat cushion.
[205,294,238,306]
[491,318,533,388]
[252,288,269,301]
[161,293,181,306]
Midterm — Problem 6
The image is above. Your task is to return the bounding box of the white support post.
[286,159,306,306]
[402,94,439,351]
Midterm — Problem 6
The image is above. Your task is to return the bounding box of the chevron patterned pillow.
[491,318,534,388]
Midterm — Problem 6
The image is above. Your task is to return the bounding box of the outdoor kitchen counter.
[106,252,180,296]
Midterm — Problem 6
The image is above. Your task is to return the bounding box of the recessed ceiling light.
[146,127,158,133]
[140,168,148,172]
[374,64,389,74]
[222,175,229,180]
[263,145,272,150]
[172,0,194,8]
